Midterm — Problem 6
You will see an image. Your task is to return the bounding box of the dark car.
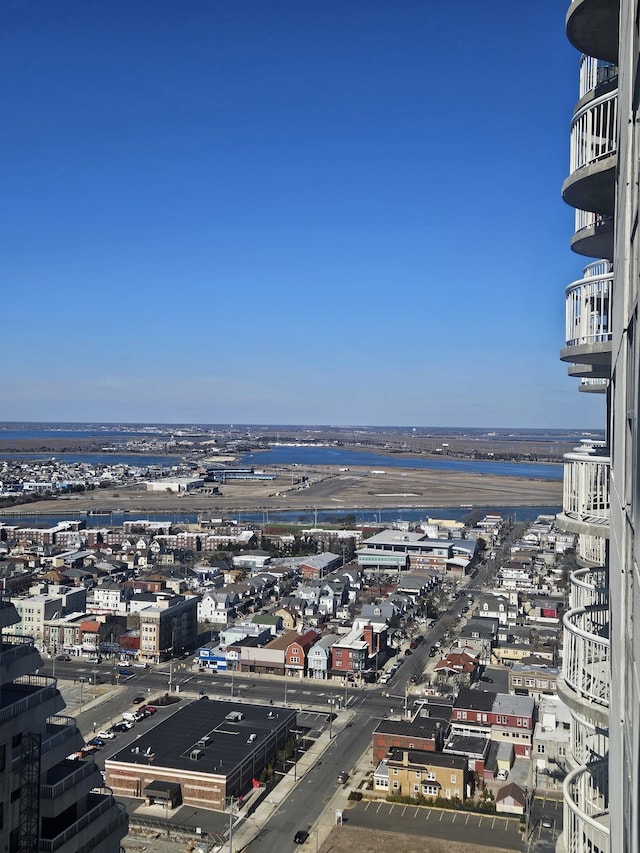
[87,737,104,748]
[112,723,129,733]
[293,830,309,844]
[119,668,133,676]
[404,649,412,656]
[56,654,72,662]
[132,695,145,704]
[336,771,349,784]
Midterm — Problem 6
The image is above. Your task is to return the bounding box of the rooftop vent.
[190,749,203,761]
[197,736,211,747]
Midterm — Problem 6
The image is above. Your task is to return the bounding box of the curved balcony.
[570,566,608,610]
[562,87,617,215]
[576,532,607,565]
[571,209,614,259]
[566,0,619,64]
[568,363,610,380]
[569,708,609,767]
[562,761,610,853]
[560,602,609,713]
[557,441,610,539]
[561,261,612,367]
[578,376,609,393]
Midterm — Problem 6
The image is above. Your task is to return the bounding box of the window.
[525,678,535,687]
[426,771,436,781]
[537,744,545,754]
[513,676,522,685]
[558,746,566,757]
[393,769,398,775]
[450,774,457,783]
[413,784,420,792]
[393,780,399,789]
[415,771,420,778]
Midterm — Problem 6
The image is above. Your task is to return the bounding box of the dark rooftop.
[454,686,496,712]
[107,699,296,775]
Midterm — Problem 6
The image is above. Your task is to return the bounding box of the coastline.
[0,463,562,517]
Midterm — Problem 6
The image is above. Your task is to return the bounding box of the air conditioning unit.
[190,749,203,761]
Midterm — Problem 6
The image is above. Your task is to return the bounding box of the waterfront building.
[555,0,640,849]
[0,597,128,851]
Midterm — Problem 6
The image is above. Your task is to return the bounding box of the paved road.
[40,562,544,853]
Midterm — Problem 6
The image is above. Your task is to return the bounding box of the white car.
[97,730,115,739]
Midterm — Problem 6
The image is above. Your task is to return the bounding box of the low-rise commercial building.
[105,699,296,811]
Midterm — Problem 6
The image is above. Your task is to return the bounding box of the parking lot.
[348,800,524,851]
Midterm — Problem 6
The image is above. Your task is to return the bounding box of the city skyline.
[2,1,597,428]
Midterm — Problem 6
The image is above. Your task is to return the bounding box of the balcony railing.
[576,533,607,565]
[579,377,609,393]
[569,87,617,175]
[39,794,116,852]
[563,761,610,853]
[570,567,608,611]
[40,759,97,800]
[570,708,609,767]
[574,209,614,235]
[564,261,613,350]
[0,674,58,725]
[562,441,610,529]
[562,604,609,710]
[579,55,618,98]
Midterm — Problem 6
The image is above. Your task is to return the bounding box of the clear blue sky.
[1,1,600,429]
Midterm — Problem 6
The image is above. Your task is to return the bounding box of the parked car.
[132,696,145,704]
[112,722,133,732]
[141,705,157,715]
[119,668,133,676]
[97,730,115,739]
[87,737,104,748]
[404,649,412,656]
[293,830,309,844]
[336,771,349,784]
[56,654,72,662]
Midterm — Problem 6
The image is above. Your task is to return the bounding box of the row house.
[452,688,535,758]
[455,618,497,666]
[331,619,388,676]
[307,633,340,679]
[88,580,130,615]
[285,629,321,677]
[198,591,238,626]
[475,594,516,626]
[374,748,467,801]
[498,561,533,590]
[510,662,560,700]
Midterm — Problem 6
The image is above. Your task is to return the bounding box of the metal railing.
[40,760,96,800]
[574,209,614,234]
[563,761,610,853]
[562,442,610,528]
[579,55,618,98]
[565,262,613,349]
[569,88,618,174]
[0,675,58,725]
[39,795,115,852]
[562,604,609,709]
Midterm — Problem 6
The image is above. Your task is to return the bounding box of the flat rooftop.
[108,699,296,775]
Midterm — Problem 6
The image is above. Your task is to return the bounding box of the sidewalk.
[231,704,367,853]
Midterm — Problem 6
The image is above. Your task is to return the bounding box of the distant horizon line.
[0,420,605,434]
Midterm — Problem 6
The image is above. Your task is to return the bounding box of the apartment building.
[553,0,640,849]
[374,748,467,801]
[138,594,198,663]
[0,597,128,851]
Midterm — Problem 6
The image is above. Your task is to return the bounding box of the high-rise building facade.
[559,1,640,851]
[0,598,128,852]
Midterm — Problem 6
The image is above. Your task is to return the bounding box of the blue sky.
[1,1,600,428]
